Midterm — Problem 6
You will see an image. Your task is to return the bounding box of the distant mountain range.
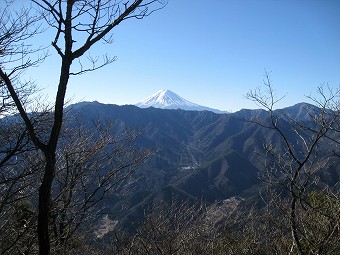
[66,101,339,230]
[135,89,227,114]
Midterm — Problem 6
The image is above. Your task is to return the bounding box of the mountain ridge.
[64,101,339,230]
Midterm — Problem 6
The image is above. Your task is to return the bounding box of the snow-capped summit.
[136,89,198,109]
[135,89,227,114]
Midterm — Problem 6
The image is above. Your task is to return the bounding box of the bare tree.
[0,0,166,254]
[246,73,340,254]
[0,150,42,255]
[0,3,45,253]
[0,0,45,112]
[110,198,220,255]
[109,197,291,255]
[49,123,152,253]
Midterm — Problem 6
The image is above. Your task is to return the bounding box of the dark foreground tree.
[49,123,152,253]
[0,3,46,253]
[0,1,166,254]
[246,73,339,254]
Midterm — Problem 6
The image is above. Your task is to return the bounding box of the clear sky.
[23,0,340,111]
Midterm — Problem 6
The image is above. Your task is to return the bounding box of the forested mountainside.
[1,100,338,254]
[66,101,339,230]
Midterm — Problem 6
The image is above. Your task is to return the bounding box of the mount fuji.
[135,89,227,114]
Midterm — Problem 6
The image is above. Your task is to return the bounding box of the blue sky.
[24,0,340,111]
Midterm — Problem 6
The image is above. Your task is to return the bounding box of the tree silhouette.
[0,1,166,254]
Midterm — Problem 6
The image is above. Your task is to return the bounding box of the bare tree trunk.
[290,195,303,255]
[37,58,71,254]
[2,1,166,254]
[38,155,55,255]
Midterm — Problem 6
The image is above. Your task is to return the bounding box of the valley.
[66,100,339,234]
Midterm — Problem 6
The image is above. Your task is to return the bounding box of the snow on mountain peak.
[136,89,198,109]
[135,89,227,114]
